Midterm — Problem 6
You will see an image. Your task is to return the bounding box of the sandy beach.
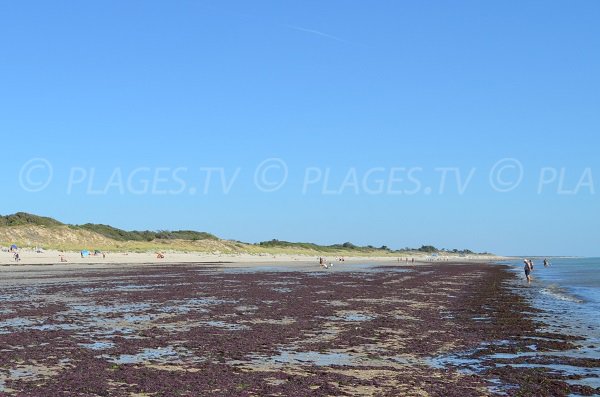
[0,260,597,396]
[3,0,598,395]
[0,249,508,269]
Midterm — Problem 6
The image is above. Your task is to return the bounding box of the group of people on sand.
[5,246,20,262]
[523,258,550,283]
[318,256,348,269]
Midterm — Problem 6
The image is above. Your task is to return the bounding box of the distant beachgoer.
[543,258,549,267]
[524,259,532,283]
[411,258,414,264]
[102,252,106,259]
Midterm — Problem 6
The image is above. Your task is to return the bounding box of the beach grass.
[0,224,405,256]
[0,213,490,258]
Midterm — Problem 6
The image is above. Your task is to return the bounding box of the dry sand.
[0,249,508,271]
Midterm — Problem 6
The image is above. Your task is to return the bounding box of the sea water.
[501,258,600,358]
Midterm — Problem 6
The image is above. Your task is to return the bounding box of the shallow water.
[221,262,413,274]
[254,350,356,366]
[79,341,115,350]
[501,258,600,340]
[101,346,194,365]
[324,311,376,322]
[479,259,600,391]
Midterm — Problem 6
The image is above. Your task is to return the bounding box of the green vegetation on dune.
[76,224,148,241]
[0,212,64,227]
[0,213,221,252]
[0,213,217,243]
[0,212,490,256]
[77,224,218,242]
[257,240,483,256]
[415,245,477,255]
[257,239,389,253]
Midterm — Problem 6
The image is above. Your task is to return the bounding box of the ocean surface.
[501,257,599,339]
[499,258,600,390]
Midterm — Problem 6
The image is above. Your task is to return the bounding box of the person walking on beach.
[543,258,549,267]
[319,257,328,269]
[524,259,533,284]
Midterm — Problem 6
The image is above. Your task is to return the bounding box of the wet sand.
[0,262,598,396]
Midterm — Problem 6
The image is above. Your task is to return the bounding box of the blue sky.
[1,1,599,256]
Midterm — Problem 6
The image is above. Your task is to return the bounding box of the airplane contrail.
[284,24,349,44]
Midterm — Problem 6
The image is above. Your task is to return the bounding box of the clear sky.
[1,1,599,256]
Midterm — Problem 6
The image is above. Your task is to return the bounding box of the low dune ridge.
[0,224,247,253]
[0,212,503,262]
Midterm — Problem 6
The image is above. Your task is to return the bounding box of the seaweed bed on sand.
[0,263,598,396]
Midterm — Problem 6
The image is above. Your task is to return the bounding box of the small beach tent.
[10,244,18,251]
[81,250,90,257]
